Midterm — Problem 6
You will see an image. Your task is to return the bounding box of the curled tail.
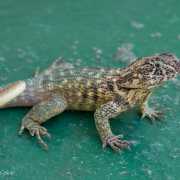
[0,81,26,108]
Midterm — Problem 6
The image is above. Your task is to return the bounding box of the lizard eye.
[140,63,153,74]
[143,63,154,70]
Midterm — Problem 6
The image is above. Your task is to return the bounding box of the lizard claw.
[18,125,25,135]
[103,135,133,152]
[141,107,163,123]
[29,125,51,150]
[19,123,51,150]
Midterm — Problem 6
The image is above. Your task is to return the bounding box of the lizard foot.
[103,135,132,152]
[19,123,51,150]
[141,107,163,123]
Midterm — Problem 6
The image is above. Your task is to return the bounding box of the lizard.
[0,53,179,151]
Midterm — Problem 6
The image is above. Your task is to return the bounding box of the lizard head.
[129,53,179,88]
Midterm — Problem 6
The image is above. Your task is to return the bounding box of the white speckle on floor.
[71,41,80,56]
[177,34,180,40]
[150,32,162,38]
[114,43,136,64]
[169,14,179,24]
[75,58,82,66]
[93,47,103,61]
[0,57,5,62]
[131,21,144,29]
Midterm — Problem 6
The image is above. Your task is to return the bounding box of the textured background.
[0,0,180,179]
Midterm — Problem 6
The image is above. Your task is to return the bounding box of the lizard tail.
[0,81,26,108]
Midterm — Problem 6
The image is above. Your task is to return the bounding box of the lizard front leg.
[140,93,162,123]
[94,96,132,152]
[19,95,67,149]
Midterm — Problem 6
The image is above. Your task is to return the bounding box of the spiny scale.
[53,77,116,110]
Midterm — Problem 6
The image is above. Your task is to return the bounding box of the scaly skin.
[0,53,180,151]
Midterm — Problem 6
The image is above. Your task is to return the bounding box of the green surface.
[0,0,180,179]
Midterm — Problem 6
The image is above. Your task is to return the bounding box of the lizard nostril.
[155,64,160,68]
[176,61,180,73]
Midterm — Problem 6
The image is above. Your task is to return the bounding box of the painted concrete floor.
[0,0,180,179]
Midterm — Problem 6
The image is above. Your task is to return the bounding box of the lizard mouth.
[0,81,26,107]
[177,61,180,73]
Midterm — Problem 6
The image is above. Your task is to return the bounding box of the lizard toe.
[30,126,50,150]
[141,108,163,123]
[105,135,133,152]
[21,123,51,150]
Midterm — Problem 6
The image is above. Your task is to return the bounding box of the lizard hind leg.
[19,95,67,150]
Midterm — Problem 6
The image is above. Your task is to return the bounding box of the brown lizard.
[0,53,179,151]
